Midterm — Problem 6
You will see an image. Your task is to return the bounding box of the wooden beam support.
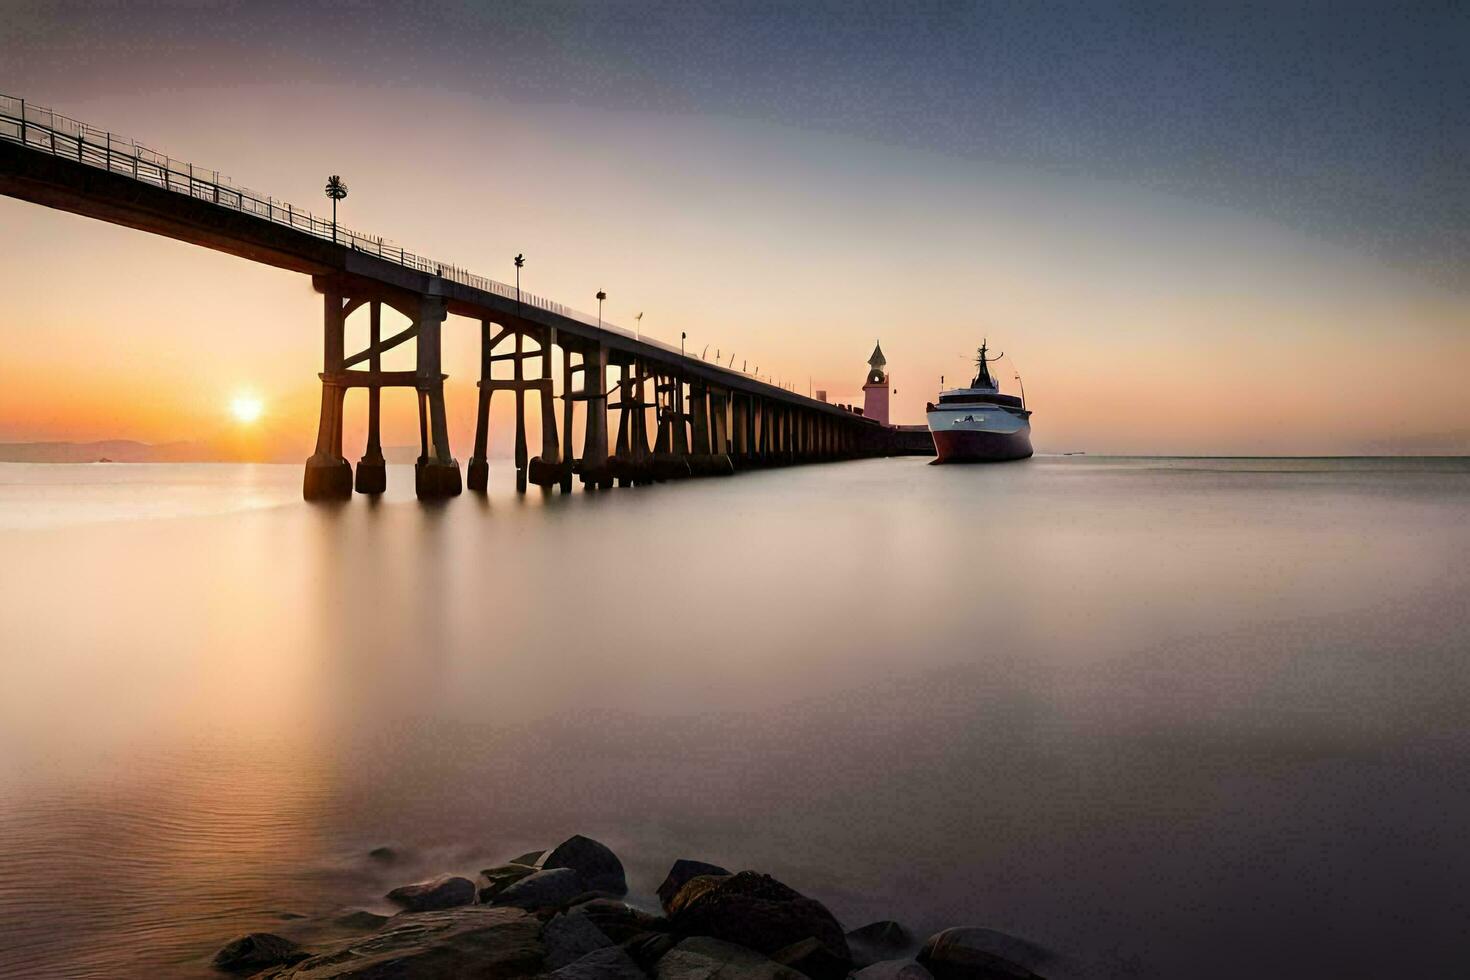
[343,321,419,369]
[321,369,437,388]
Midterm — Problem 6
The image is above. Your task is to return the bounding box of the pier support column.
[753,399,765,462]
[612,362,632,487]
[653,373,671,456]
[413,294,461,499]
[467,317,493,492]
[536,328,557,490]
[515,330,530,492]
[559,350,577,492]
[685,384,734,476]
[690,384,710,455]
[753,399,763,460]
[735,394,751,465]
[649,373,690,480]
[304,288,353,500]
[709,389,729,456]
[580,343,610,488]
[633,361,652,483]
[727,394,741,464]
[772,404,781,461]
[355,300,387,494]
[671,377,691,457]
[772,402,781,459]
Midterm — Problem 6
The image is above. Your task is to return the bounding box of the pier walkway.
[0,94,927,499]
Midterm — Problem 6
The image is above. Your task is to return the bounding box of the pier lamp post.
[514,253,524,312]
[324,175,348,244]
[596,291,607,330]
[681,331,686,357]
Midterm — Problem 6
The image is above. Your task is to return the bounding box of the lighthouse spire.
[868,340,886,371]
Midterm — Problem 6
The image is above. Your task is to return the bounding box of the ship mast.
[971,339,1004,389]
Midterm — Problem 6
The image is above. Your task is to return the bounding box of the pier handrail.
[0,92,712,364]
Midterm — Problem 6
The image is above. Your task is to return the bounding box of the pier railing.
[0,92,714,363]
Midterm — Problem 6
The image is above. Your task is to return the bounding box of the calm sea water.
[1,457,1467,978]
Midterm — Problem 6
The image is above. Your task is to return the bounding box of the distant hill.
[0,440,211,463]
[0,441,517,463]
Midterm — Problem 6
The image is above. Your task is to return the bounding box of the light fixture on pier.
[597,290,607,330]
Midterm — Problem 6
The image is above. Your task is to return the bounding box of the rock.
[212,933,309,972]
[770,936,852,980]
[551,945,646,979]
[916,927,1052,980]
[666,874,728,916]
[543,910,612,970]
[667,871,850,961]
[571,897,667,943]
[509,849,547,868]
[494,868,586,910]
[385,874,477,912]
[655,936,806,979]
[853,960,935,980]
[656,859,731,913]
[847,920,916,967]
[479,863,538,902]
[543,834,627,894]
[264,906,543,978]
[367,846,397,863]
[623,931,680,971]
[332,909,389,932]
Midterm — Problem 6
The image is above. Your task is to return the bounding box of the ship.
[925,341,1033,462]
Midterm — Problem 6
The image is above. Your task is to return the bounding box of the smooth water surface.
[1,458,1467,978]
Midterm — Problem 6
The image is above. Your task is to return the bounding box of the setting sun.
[230,394,263,424]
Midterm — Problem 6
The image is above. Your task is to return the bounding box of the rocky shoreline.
[211,835,1061,979]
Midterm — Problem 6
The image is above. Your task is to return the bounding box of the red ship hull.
[930,427,1033,463]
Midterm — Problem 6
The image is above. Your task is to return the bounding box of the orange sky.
[1,84,1466,457]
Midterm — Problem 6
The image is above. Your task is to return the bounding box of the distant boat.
[925,340,1033,463]
[96,457,114,463]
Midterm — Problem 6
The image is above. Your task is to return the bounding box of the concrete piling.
[300,277,925,504]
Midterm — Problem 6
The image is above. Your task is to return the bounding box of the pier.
[0,94,930,499]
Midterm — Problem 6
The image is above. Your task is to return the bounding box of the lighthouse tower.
[862,341,890,426]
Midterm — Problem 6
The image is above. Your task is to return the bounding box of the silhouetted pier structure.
[0,94,928,499]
